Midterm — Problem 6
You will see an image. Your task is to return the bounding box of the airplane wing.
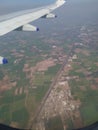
[0,0,66,36]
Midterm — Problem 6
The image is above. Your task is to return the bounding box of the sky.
[0,0,54,15]
[0,0,97,12]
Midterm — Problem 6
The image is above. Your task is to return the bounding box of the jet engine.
[42,13,57,18]
[16,24,39,32]
[0,56,8,64]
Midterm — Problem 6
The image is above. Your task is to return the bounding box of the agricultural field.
[0,31,70,128]
[0,24,98,129]
[68,24,98,127]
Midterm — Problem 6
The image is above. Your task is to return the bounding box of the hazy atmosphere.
[0,0,98,130]
[0,0,98,26]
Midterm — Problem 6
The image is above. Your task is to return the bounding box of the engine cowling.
[0,56,8,64]
[16,24,39,32]
[42,13,57,18]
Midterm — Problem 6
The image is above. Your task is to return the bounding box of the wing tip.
[56,0,66,6]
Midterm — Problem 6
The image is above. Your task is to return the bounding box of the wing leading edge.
[0,0,66,36]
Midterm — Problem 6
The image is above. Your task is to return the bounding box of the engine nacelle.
[0,56,8,64]
[42,13,57,18]
[16,24,39,32]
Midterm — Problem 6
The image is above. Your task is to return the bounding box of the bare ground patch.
[91,85,98,90]
[75,48,90,56]
[0,75,17,93]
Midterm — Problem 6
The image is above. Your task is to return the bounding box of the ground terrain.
[0,24,98,129]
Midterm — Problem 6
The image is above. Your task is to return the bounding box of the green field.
[0,24,98,129]
[69,42,98,127]
[0,35,63,128]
